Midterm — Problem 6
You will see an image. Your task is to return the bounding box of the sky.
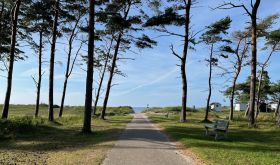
[0,0,280,108]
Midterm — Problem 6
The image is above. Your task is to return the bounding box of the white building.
[210,102,222,112]
[269,102,279,111]
[234,103,247,111]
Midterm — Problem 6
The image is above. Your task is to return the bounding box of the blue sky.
[0,0,279,107]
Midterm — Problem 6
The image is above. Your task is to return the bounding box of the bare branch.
[170,45,182,60]
[31,75,38,87]
[215,2,252,17]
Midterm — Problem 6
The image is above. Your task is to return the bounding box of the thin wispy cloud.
[113,67,179,96]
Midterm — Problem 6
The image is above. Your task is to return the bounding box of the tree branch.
[170,45,182,60]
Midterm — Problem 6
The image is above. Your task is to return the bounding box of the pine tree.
[144,0,195,122]
[59,0,87,117]
[21,0,54,117]
[200,17,232,122]
[1,0,22,119]
[99,0,157,120]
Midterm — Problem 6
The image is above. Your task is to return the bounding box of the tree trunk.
[179,0,191,123]
[256,45,275,119]
[101,34,122,120]
[59,16,80,118]
[93,38,113,115]
[59,78,68,117]
[278,99,280,127]
[248,0,260,127]
[100,2,131,120]
[229,67,240,120]
[180,61,187,122]
[82,0,95,133]
[255,67,264,118]
[0,2,4,49]
[1,0,21,119]
[35,31,43,117]
[48,0,60,121]
[204,44,214,122]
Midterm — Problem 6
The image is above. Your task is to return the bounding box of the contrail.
[113,59,197,96]
[114,67,178,96]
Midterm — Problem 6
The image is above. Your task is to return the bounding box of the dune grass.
[146,109,280,165]
[0,105,133,165]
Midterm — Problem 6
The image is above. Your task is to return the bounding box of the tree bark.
[59,16,80,118]
[255,68,264,118]
[100,2,131,120]
[59,77,68,117]
[179,0,191,123]
[82,0,95,133]
[0,2,4,65]
[93,38,113,115]
[276,98,280,124]
[204,44,214,122]
[1,0,21,119]
[229,65,241,120]
[101,34,122,120]
[248,0,261,127]
[278,100,280,127]
[35,31,43,117]
[48,0,60,121]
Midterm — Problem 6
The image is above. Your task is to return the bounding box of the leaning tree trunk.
[59,17,80,118]
[59,77,68,117]
[93,41,112,115]
[256,45,275,119]
[1,0,21,119]
[179,0,191,123]
[48,0,60,121]
[248,0,260,128]
[100,34,122,120]
[276,98,280,126]
[204,44,214,122]
[82,0,95,133]
[92,56,109,116]
[35,31,43,117]
[255,68,264,118]
[100,3,131,120]
[229,65,241,121]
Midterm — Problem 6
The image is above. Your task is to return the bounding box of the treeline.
[0,0,279,134]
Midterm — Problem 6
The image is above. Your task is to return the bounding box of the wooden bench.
[204,119,229,140]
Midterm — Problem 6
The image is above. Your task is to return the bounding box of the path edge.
[142,113,206,165]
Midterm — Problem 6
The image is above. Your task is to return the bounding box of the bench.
[204,119,229,140]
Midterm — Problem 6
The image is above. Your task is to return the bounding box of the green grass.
[0,104,134,117]
[146,109,280,165]
[0,105,133,165]
[143,106,193,114]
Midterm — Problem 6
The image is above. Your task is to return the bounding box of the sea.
[132,107,147,113]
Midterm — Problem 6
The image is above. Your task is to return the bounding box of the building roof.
[210,102,221,105]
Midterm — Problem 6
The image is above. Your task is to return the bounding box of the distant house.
[210,102,222,112]
[234,103,247,111]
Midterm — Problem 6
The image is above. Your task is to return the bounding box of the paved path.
[102,113,193,165]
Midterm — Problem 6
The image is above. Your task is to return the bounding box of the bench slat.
[204,119,229,140]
